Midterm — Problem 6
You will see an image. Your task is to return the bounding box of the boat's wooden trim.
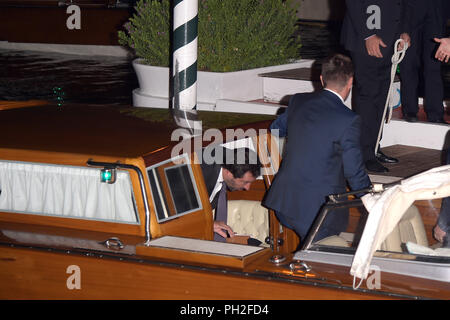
[0,100,48,110]
[252,133,300,254]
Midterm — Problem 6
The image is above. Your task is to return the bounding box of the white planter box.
[132,58,312,111]
[133,61,170,99]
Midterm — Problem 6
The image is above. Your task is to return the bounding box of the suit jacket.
[270,93,316,137]
[341,0,413,53]
[263,90,371,238]
[408,0,446,36]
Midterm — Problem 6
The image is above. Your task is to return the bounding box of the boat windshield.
[305,200,450,261]
[296,165,450,282]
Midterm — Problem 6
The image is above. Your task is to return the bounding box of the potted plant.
[118,0,303,108]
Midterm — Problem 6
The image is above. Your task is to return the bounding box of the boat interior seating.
[314,205,429,253]
[220,200,269,244]
[378,204,428,252]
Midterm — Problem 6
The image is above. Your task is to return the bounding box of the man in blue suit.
[264,54,371,243]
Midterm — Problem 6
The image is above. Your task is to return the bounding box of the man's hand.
[398,33,411,51]
[433,224,447,243]
[434,37,450,63]
[214,221,235,238]
[365,35,387,58]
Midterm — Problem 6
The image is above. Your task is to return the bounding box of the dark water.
[1,23,449,104]
[297,22,343,59]
[1,50,138,105]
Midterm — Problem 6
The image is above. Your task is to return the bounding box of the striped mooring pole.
[172,0,201,136]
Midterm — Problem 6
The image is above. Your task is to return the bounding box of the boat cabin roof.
[0,102,275,158]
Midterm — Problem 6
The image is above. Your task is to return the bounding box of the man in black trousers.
[341,0,413,173]
[400,0,448,124]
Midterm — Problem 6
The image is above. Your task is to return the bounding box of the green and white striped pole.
[172,0,200,136]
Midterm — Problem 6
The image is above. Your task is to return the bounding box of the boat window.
[0,160,139,224]
[147,154,202,223]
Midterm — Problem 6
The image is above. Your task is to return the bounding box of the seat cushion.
[380,205,428,252]
[226,200,269,243]
[314,235,350,247]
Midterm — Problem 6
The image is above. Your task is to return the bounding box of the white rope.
[374,38,408,155]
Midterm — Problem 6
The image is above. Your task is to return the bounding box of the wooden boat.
[0,0,133,46]
[0,100,448,300]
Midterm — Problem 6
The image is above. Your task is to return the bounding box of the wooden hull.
[0,245,389,300]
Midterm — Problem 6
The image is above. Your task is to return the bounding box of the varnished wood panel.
[0,246,390,300]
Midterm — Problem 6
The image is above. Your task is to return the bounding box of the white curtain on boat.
[351,164,450,285]
[0,161,138,223]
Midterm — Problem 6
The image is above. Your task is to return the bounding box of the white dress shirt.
[325,88,345,104]
[209,167,224,203]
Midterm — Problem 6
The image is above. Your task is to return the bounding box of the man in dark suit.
[341,0,413,173]
[200,147,261,242]
[264,54,371,243]
[400,0,448,124]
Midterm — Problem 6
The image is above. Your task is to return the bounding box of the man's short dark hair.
[321,53,354,89]
[221,147,261,179]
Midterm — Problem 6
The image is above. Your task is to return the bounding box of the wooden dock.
[376,145,445,180]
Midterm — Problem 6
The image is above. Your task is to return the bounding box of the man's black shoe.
[376,150,399,163]
[403,113,418,122]
[428,118,448,124]
[365,159,389,173]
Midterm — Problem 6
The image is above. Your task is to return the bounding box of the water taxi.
[0,101,448,300]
